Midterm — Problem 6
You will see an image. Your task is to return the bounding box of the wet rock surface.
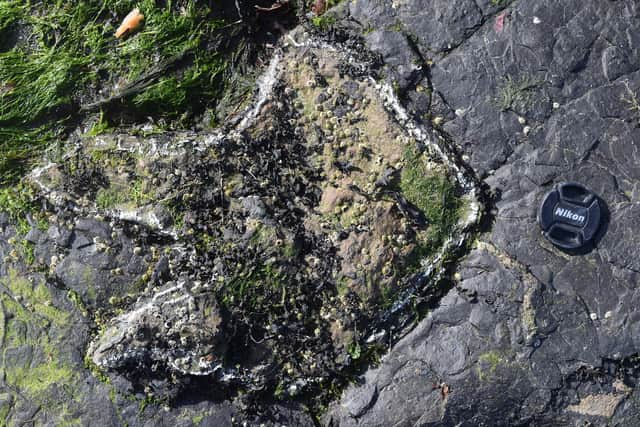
[326,0,640,425]
[2,0,640,425]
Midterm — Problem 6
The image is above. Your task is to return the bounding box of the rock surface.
[2,0,640,425]
[326,0,640,425]
[0,19,476,426]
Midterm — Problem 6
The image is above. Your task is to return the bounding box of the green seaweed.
[0,0,228,181]
[192,413,206,426]
[495,75,540,112]
[0,394,10,425]
[221,261,286,310]
[95,186,128,209]
[310,0,344,29]
[0,182,44,235]
[477,351,506,381]
[88,110,112,136]
[347,341,361,360]
[133,54,226,116]
[0,269,77,403]
[311,14,336,30]
[399,146,461,265]
[95,177,154,209]
[7,362,75,396]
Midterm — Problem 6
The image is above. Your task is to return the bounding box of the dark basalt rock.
[2,0,640,425]
[327,0,640,425]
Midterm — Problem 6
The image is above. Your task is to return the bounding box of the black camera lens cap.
[538,182,601,250]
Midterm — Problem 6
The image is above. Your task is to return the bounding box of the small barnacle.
[115,8,144,39]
